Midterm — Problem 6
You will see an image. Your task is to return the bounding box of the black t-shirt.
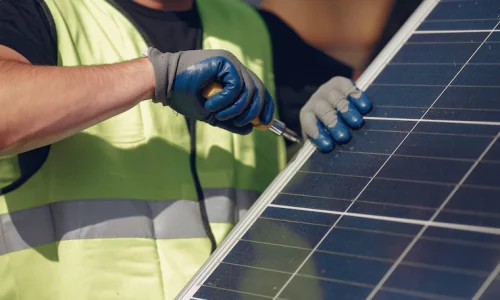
[0,0,352,186]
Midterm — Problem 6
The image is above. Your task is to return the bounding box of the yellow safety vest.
[0,0,286,299]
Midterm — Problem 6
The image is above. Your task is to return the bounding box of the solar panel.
[177,0,500,299]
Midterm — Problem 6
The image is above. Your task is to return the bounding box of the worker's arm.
[255,10,373,154]
[0,46,155,156]
[257,9,354,141]
[257,9,360,159]
[0,46,274,156]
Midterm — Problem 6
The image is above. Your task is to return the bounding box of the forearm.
[0,57,154,155]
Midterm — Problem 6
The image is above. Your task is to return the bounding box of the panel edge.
[175,0,440,299]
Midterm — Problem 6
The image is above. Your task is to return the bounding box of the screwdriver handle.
[202,82,272,130]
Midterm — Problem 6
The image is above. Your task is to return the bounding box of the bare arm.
[0,45,155,156]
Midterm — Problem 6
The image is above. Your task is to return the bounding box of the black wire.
[186,118,217,254]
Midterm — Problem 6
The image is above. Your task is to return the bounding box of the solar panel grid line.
[369,84,500,87]
[287,276,450,300]
[298,160,500,188]
[406,42,499,44]
[276,186,500,228]
[389,63,500,65]
[197,263,469,300]
[270,158,394,299]
[197,263,481,300]
[418,0,500,30]
[377,288,464,300]
[364,117,500,126]
[175,137,318,299]
[471,262,500,300]
[370,85,500,89]
[375,30,500,122]
[374,107,500,112]
[398,260,494,278]
[244,241,500,278]
[441,83,500,87]
[273,4,453,300]
[335,150,478,161]
[415,30,500,34]
[249,217,500,251]
[176,0,500,298]
[426,19,500,21]
[280,190,441,212]
[176,0,442,298]
[267,204,500,236]
[378,288,461,300]
[366,130,500,299]
[365,17,500,296]
[234,237,498,278]
[272,13,500,300]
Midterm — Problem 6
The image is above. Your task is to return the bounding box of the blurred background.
[246,0,423,78]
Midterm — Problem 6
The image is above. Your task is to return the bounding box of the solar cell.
[418,0,500,30]
[178,0,500,299]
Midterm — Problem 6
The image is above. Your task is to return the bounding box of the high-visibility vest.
[0,0,286,299]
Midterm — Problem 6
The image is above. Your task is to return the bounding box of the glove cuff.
[145,47,180,105]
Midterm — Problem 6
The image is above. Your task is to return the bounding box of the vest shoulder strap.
[196,0,276,99]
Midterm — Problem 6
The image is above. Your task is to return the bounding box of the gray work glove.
[145,47,274,134]
[300,76,372,153]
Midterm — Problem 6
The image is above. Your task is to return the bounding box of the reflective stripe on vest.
[0,189,259,256]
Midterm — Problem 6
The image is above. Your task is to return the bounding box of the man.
[0,0,371,299]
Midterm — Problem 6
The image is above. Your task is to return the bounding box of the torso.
[110,0,202,53]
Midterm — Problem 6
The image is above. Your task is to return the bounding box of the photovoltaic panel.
[177,0,500,299]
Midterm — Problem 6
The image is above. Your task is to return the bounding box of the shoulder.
[0,0,48,16]
[0,0,57,65]
[256,9,352,81]
[256,9,302,42]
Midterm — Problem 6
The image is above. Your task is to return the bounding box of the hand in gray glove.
[300,76,372,153]
[145,47,274,134]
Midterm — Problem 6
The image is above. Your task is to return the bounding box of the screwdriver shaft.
[268,119,301,144]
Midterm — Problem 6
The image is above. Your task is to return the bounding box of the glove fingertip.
[204,93,225,112]
[348,92,372,115]
[214,88,249,120]
[260,92,274,125]
[233,91,262,127]
[327,119,351,144]
[340,103,365,129]
[206,64,244,112]
[205,86,242,112]
[308,119,335,153]
[231,123,253,135]
[215,120,253,135]
[310,135,335,153]
[218,60,244,96]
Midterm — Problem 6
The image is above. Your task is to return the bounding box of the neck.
[132,0,193,11]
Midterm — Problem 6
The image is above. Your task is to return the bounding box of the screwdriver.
[202,82,302,144]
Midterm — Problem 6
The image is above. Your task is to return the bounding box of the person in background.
[244,0,263,6]
[0,0,371,299]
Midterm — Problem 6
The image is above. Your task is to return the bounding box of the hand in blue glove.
[300,76,372,153]
[145,47,273,135]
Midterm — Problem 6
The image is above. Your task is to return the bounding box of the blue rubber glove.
[145,47,274,135]
[300,77,372,153]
